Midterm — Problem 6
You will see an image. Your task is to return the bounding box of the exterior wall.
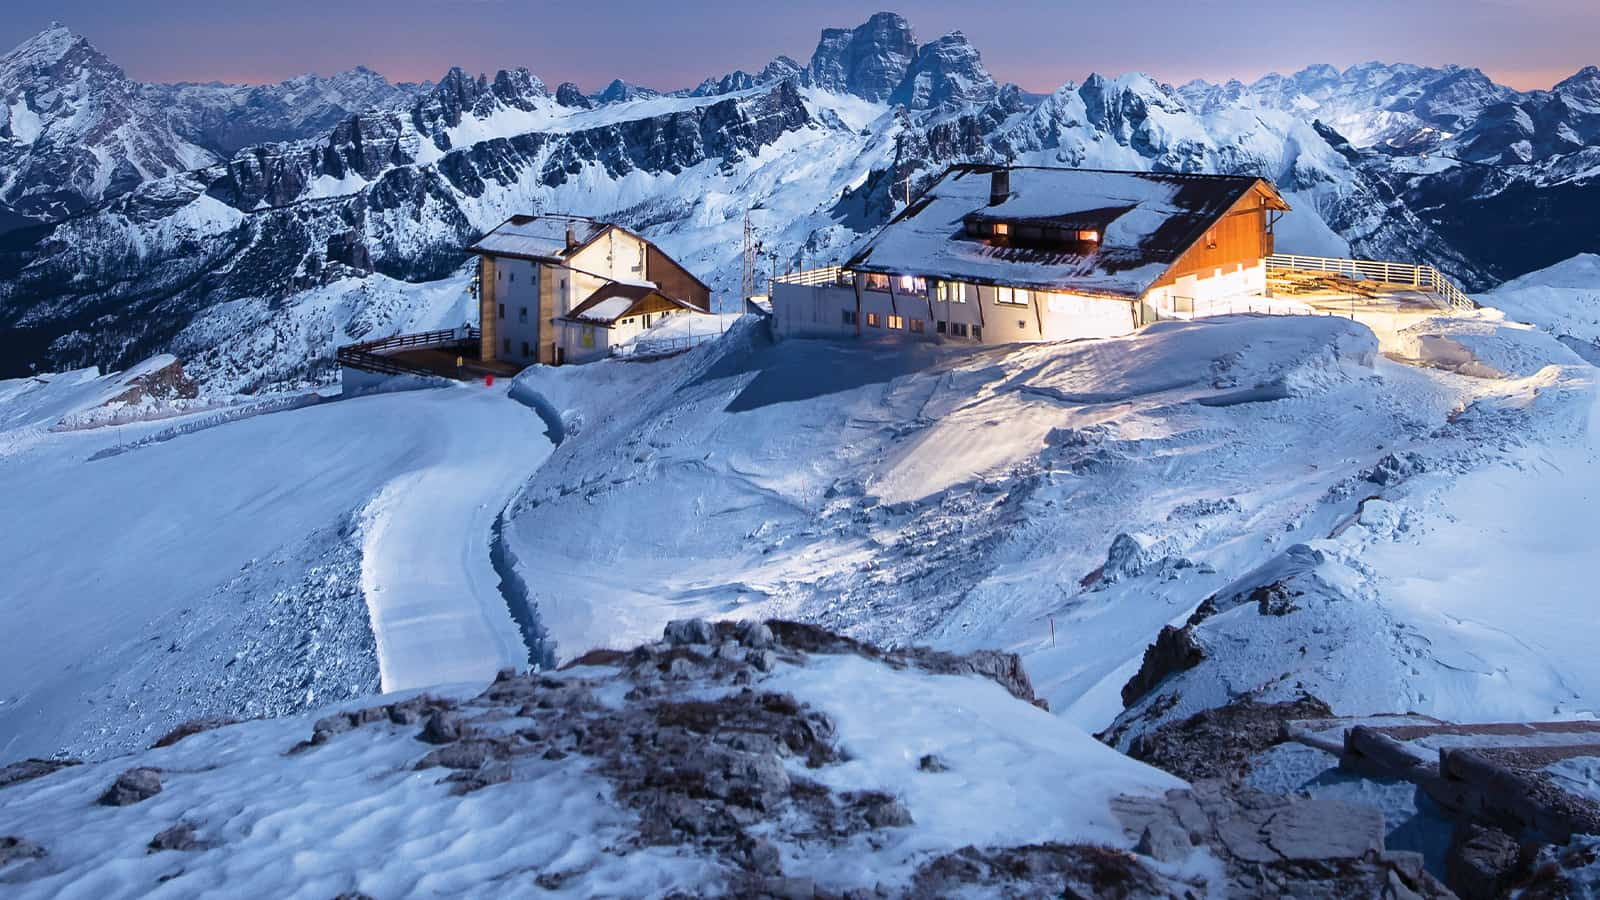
[568,228,649,284]
[646,244,712,310]
[1142,263,1268,319]
[539,263,562,364]
[557,309,690,365]
[478,256,498,361]
[482,255,544,364]
[774,277,1138,345]
[1150,190,1272,290]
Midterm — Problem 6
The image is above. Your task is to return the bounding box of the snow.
[359,386,552,691]
[1482,253,1600,348]
[770,654,1179,887]
[0,379,551,762]
[0,648,1180,898]
[468,214,605,262]
[7,99,41,143]
[848,165,1262,298]
[570,295,636,323]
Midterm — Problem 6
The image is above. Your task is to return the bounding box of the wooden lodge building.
[470,214,713,366]
[771,165,1291,344]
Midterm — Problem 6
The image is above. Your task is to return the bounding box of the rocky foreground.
[0,619,1491,897]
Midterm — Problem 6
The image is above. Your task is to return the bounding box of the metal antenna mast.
[740,209,758,301]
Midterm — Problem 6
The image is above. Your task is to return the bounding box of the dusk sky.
[6,0,1596,93]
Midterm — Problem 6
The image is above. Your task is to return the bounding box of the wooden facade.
[478,256,499,362]
[1150,186,1280,290]
[645,244,712,312]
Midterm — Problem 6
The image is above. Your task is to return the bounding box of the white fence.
[1266,254,1476,312]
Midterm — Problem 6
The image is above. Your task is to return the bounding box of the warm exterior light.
[899,274,916,291]
[1078,229,1100,243]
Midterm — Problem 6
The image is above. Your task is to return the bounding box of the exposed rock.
[807,12,918,103]
[859,794,914,828]
[1124,695,1334,784]
[1119,625,1205,708]
[553,82,592,109]
[419,710,465,744]
[0,835,46,865]
[151,716,239,749]
[918,754,949,773]
[1113,780,1452,897]
[888,32,997,111]
[1445,822,1526,900]
[0,757,80,791]
[147,821,205,853]
[911,842,1186,898]
[736,620,775,649]
[98,767,163,806]
[664,618,716,646]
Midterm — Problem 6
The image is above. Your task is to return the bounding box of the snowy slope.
[0,635,1182,899]
[0,378,550,763]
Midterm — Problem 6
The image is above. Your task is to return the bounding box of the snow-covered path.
[359,388,552,691]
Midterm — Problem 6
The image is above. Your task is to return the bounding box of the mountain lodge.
[771,165,1293,344]
[470,215,713,366]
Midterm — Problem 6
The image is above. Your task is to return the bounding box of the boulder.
[98,767,162,806]
[1445,822,1524,900]
[418,711,464,744]
[0,757,80,791]
[0,835,46,865]
[664,619,716,646]
[147,821,204,852]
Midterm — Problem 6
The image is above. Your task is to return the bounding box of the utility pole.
[740,210,757,302]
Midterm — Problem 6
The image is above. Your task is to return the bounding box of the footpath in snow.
[358,385,553,691]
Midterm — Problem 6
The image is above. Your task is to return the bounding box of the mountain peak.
[808,11,918,102]
[888,30,996,111]
[2,22,110,73]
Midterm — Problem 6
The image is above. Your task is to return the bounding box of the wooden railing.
[772,266,850,288]
[335,328,481,377]
[1266,254,1476,312]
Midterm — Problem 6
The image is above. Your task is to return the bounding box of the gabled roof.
[562,283,704,326]
[468,214,609,262]
[846,165,1290,299]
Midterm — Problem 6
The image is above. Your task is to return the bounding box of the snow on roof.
[572,296,638,323]
[468,214,609,261]
[847,165,1286,299]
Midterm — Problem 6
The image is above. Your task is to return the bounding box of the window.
[864,273,891,292]
[841,309,858,325]
[995,287,1031,307]
[498,303,505,319]
[502,338,511,354]
[949,322,968,337]
[887,315,904,330]
[937,281,968,304]
[909,319,925,334]
[521,341,531,358]
[897,275,926,294]
[971,325,983,340]
[866,312,882,328]
[1077,229,1101,243]
[1206,228,1218,249]
[519,306,528,323]
[936,321,948,334]
[993,223,1009,237]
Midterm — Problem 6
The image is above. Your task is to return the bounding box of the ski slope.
[0,376,550,763]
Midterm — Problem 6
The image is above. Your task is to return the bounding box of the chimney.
[565,224,578,251]
[989,169,1010,206]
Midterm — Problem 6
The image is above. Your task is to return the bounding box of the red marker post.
[485,374,495,387]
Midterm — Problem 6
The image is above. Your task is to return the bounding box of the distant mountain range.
[1,14,1596,386]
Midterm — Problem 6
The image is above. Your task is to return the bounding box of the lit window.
[993,223,1010,236]
[866,312,882,328]
[995,287,1030,307]
[1206,228,1219,249]
[937,281,968,303]
[899,275,915,291]
[1077,229,1101,243]
[865,273,891,292]
[888,315,904,330]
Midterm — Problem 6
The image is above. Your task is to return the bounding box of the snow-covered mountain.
[0,14,1596,388]
[0,23,423,223]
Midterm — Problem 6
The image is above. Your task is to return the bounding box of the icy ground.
[0,373,551,763]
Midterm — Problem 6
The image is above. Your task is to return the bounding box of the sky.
[4,0,1596,93]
